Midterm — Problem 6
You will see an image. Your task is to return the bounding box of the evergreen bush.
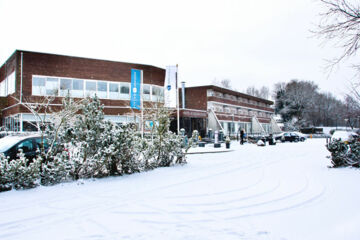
[0,154,12,191]
[6,151,41,189]
[327,140,360,167]
[1,95,186,191]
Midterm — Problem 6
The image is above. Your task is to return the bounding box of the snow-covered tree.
[147,106,185,167]
[69,95,108,178]
[0,155,12,191]
[6,151,41,189]
[274,80,319,128]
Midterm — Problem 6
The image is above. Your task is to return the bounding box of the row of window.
[32,76,164,101]
[210,103,272,118]
[207,90,270,108]
[0,71,16,97]
[2,113,142,132]
[220,121,271,135]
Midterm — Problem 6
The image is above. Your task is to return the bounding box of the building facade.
[0,50,165,132]
[177,85,280,137]
[0,50,280,136]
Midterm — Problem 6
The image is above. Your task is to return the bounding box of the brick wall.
[20,51,165,98]
[182,87,207,110]
[0,50,166,119]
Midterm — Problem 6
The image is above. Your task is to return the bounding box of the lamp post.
[345,118,348,130]
[232,113,235,137]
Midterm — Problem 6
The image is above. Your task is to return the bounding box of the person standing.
[240,129,245,145]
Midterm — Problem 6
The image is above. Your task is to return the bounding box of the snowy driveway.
[1,139,360,240]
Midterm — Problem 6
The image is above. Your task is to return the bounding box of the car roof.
[1,134,42,142]
[0,134,42,153]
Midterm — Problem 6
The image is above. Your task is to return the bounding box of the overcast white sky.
[0,0,357,100]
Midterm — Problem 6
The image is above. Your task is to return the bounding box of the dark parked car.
[291,131,307,141]
[275,132,300,142]
[0,135,48,160]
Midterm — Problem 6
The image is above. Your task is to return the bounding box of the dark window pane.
[120,85,129,94]
[143,85,150,94]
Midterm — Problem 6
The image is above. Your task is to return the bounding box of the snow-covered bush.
[40,150,72,185]
[151,107,185,167]
[327,140,360,167]
[1,96,187,191]
[5,151,41,189]
[44,96,146,179]
[0,154,12,191]
[112,123,143,174]
[40,96,83,183]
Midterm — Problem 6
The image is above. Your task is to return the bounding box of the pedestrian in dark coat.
[240,129,245,145]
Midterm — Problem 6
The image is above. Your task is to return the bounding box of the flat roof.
[185,85,274,105]
[1,49,165,71]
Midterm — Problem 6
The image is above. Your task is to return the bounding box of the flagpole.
[141,70,144,139]
[176,64,180,135]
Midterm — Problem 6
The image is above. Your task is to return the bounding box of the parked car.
[331,130,358,143]
[0,135,48,160]
[275,132,300,142]
[291,131,307,141]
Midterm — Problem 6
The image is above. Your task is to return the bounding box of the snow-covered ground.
[1,139,360,240]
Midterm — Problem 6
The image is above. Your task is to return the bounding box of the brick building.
[177,85,280,137]
[0,50,165,132]
[0,50,280,136]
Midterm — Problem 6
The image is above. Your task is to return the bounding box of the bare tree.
[12,95,56,132]
[246,86,259,97]
[343,95,360,128]
[315,0,360,111]
[259,86,270,99]
[246,86,270,99]
[315,0,360,66]
[212,79,232,89]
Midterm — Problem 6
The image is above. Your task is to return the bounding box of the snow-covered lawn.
[1,139,360,240]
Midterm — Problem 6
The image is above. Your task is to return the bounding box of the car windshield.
[0,137,24,152]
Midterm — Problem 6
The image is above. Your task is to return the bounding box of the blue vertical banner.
[130,69,142,110]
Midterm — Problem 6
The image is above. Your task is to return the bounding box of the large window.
[120,83,130,100]
[60,78,71,96]
[97,81,108,99]
[46,77,59,96]
[109,82,120,99]
[72,79,84,98]
[0,80,5,96]
[143,84,151,101]
[85,81,96,97]
[152,85,164,102]
[7,72,16,95]
[32,76,46,95]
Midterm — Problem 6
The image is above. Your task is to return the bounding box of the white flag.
[164,66,177,108]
